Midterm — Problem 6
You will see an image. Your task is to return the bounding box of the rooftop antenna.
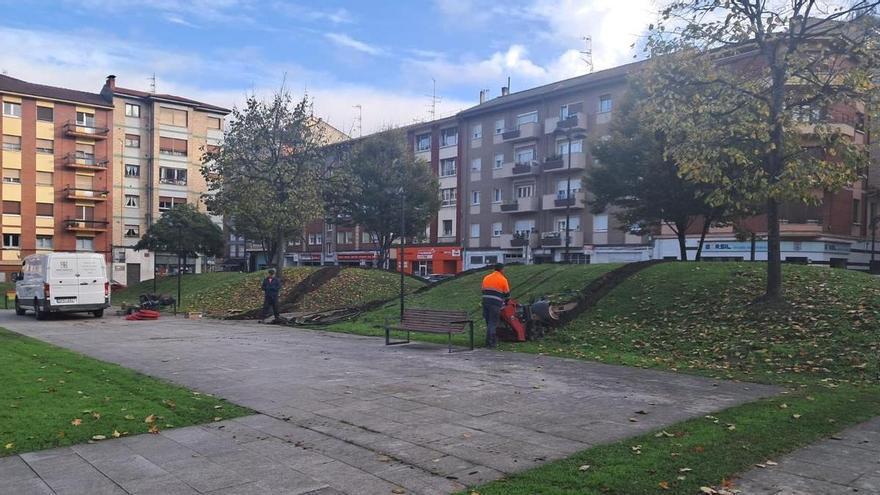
[352,104,362,137]
[148,73,157,93]
[580,36,594,73]
[426,78,441,121]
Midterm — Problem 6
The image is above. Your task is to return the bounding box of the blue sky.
[0,0,655,133]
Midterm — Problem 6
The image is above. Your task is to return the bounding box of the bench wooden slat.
[385,308,475,352]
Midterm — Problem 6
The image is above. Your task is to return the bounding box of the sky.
[0,0,657,134]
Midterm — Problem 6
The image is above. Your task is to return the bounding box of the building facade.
[0,75,114,279]
[104,76,229,285]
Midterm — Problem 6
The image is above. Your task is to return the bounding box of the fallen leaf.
[71,418,82,426]
[792,414,801,419]
[392,489,405,494]
[112,430,121,438]
[213,417,222,422]
[91,412,101,420]
[655,430,675,438]
[658,481,670,490]
[124,414,135,420]
[765,460,778,466]
[679,467,692,473]
[378,455,392,462]
[700,488,717,494]
[4,443,13,449]
[578,464,590,471]
[92,435,106,441]
[144,414,156,424]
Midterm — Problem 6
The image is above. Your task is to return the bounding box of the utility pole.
[580,36,593,73]
[148,73,157,94]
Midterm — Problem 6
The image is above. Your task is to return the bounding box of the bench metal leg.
[469,321,474,351]
[385,317,412,346]
[448,332,452,353]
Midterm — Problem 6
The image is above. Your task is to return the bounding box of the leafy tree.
[201,90,328,275]
[589,84,740,261]
[134,203,224,270]
[326,130,440,269]
[645,1,878,300]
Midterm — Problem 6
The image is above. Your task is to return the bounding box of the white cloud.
[164,14,200,28]
[324,33,384,56]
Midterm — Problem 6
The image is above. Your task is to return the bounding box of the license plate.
[55,297,76,303]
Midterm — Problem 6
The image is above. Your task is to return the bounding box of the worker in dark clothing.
[481,263,510,348]
[261,268,282,321]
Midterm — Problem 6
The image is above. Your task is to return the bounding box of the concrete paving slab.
[0,312,778,494]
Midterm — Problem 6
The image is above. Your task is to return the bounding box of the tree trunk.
[694,216,712,261]
[765,59,786,300]
[675,222,688,261]
[750,233,756,261]
[273,233,285,277]
[766,198,782,299]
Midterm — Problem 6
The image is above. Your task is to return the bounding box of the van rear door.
[75,255,106,305]
[48,255,79,306]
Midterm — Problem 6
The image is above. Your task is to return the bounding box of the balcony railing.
[64,187,109,201]
[64,219,109,232]
[512,161,539,175]
[502,121,540,142]
[63,120,109,139]
[543,152,587,172]
[510,233,529,247]
[63,152,108,170]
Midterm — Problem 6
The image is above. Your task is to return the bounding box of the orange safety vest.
[481,271,510,305]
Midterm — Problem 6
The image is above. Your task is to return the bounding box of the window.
[440,158,456,177]
[124,224,140,237]
[558,139,584,155]
[2,135,21,151]
[470,256,484,265]
[76,237,94,251]
[75,143,95,164]
[853,199,862,224]
[36,236,53,249]
[125,134,140,148]
[442,220,453,236]
[556,178,582,198]
[470,224,480,238]
[36,203,53,216]
[36,139,54,154]
[125,103,140,118]
[494,119,504,134]
[515,147,534,164]
[36,106,53,122]
[159,137,188,156]
[494,153,504,169]
[3,233,19,249]
[158,196,186,211]
[593,214,609,233]
[36,172,53,185]
[514,219,535,237]
[159,107,188,127]
[2,102,21,117]
[125,194,139,208]
[308,233,323,245]
[76,111,95,127]
[471,124,482,140]
[560,104,570,120]
[599,95,613,113]
[516,111,538,127]
[493,188,502,203]
[492,222,503,237]
[556,216,581,232]
[159,167,187,185]
[361,232,374,243]
[207,117,222,130]
[472,190,480,205]
[336,231,353,244]
[125,164,140,177]
[471,158,481,173]
[793,104,821,124]
[3,201,21,214]
[440,187,457,207]
[415,133,431,152]
[2,169,20,183]
[440,127,458,147]
[516,184,533,198]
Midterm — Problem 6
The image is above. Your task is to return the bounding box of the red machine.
[498,298,528,342]
[496,298,562,342]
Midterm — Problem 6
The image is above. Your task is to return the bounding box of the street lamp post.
[870,215,879,273]
[553,125,586,263]
[399,185,405,320]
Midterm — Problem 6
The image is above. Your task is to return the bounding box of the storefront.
[392,246,463,276]
[337,251,377,267]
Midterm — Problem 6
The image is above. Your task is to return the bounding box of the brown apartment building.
[0,75,114,279]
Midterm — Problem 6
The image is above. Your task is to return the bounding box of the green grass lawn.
[323,263,620,347]
[463,262,880,494]
[0,328,251,456]
[295,268,425,312]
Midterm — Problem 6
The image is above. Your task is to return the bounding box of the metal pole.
[399,187,405,320]
[871,216,877,270]
[564,133,572,262]
[176,222,181,314]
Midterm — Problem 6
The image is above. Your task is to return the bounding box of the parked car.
[14,252,110,319]
[424,273,453,283]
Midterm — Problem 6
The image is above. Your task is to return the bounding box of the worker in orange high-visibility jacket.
[481,263,510,348]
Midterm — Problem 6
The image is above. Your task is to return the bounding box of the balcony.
[512,161,539,175]
[65,187,109,201]
[540,231,584,248]
[502,121,540,143]
[545,112,588,134]
[499,196,539,213]
[64,219,109,233]
[500,233,533,249]
[543,191,586,210]
[63,121,109,140]
[542,152,587,172]
[63,152,108,171]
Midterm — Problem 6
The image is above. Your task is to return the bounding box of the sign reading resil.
[398,247,462,275]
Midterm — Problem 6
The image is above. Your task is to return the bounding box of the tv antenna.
[352,104,362,137]
[426,78,441,121]
[148,73,157,93]
[580,36,593,73]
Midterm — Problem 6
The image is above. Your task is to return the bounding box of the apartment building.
[0,75,114,279]
[103,76,230,284]
[456,64,652,269]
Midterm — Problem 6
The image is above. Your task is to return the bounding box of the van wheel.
[14,298,25,316]
[92,309,104,318]
[34,298,47,320]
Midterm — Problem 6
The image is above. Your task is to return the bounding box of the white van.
[14,253,110,319]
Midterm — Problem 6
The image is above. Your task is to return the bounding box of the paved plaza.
[0,313,777,494]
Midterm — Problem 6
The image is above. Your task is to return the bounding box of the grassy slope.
[465,262,880,494]
[295,268,425,312]
[325,264,620,346]
[0,328,251,456]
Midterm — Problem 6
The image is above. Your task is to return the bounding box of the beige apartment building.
[103,76,229,285]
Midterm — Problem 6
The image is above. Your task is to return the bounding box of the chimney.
[479,90,485,104]
[105,75,116,91]
[501,86,509,97]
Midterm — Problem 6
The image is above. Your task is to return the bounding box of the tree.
[645,1,879,300]
[326,130,440,269]
[201,90,328,275]
[589,84,740,261]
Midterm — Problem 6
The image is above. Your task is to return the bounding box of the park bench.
[385,309,474,353]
